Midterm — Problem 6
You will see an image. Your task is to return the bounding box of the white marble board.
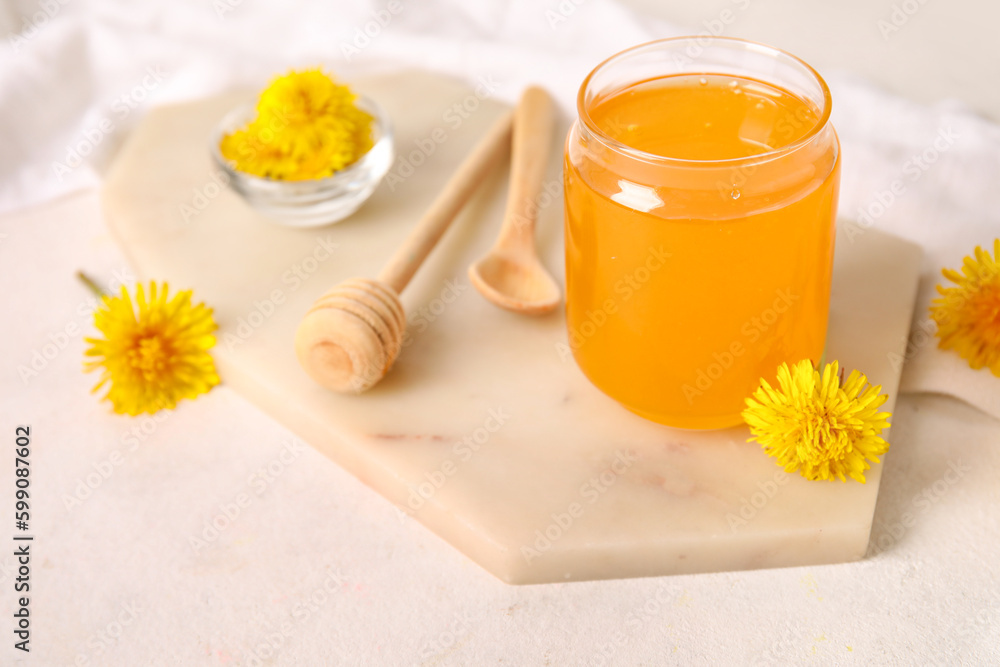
[102,71,923,584]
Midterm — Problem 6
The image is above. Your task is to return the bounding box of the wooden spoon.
[468,86,560,315]
[295,110,513,393]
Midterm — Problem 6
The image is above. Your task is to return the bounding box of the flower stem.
[76,271,107,298]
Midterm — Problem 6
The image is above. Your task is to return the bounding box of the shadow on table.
[865,392,995,558]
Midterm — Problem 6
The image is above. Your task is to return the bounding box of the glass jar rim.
[577,36,834,168]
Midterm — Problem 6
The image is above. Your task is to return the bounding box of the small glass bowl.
[210,96,394,227]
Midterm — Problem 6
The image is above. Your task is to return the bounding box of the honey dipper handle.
[496,86,555,253]
[377,109,514,293]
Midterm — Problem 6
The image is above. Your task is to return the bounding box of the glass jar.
[564,37,840,429]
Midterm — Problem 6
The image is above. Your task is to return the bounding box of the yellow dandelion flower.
[742,360,891,483]
[219,126,292,177]
[84,281,220,415]
[929,239,1000,375]
[220,68,373,181]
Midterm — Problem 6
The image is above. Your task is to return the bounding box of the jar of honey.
[564,37,840,429]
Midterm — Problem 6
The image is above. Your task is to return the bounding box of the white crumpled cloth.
[1,0,998,418]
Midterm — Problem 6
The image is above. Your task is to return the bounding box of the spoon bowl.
[469,251,560,315]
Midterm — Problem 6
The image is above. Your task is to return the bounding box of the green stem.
[76,271,107,298]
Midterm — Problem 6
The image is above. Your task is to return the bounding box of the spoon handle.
[378,109,513,294]
[495,86,556,253]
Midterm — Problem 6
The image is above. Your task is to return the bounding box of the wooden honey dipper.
[295,108,514,393]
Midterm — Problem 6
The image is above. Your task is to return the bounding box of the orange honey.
[564,41,840,429]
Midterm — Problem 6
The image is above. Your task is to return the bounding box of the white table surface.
[4,193,1000,666]
[2,0,999,664]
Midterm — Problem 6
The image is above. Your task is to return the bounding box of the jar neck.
[577,37,834,170]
